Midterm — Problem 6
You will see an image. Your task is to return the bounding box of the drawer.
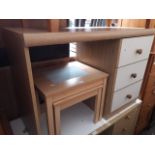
[118,36,154,67]
[111,81,142,112]
[112,105,140,135]
[115,60,147,91]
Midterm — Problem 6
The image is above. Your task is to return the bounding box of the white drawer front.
[118,36,154,67]
[111,81,142,112]
[115,60,147,91]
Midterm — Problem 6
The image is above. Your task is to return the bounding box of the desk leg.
[45,99,55,135]
[94,88,102,123]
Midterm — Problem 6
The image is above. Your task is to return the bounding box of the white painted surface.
[60,103,106,135]
[41,103,108,135]
[118,36,154,67]
[111,81,142,112]
[39,103,108,135]
[115,60,148,91]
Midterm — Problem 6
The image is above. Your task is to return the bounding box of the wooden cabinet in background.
[135,22,155,133]
[0,19,68,47]
[147,19,155,29]
[135,54,155,133]
[118,19,146,28]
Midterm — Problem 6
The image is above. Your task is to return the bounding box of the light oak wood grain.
[77,40,121,116]
[4,28,155,47]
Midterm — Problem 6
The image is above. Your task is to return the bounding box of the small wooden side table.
[34,61,108,134]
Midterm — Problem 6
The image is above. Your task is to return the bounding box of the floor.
[10,102,107,135]
[11,116,155,135]
[10,102,155,135]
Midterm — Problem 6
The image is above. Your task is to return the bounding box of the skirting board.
[10,99,142,135]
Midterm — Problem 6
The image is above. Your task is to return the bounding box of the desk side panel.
[3,30,40,134]
[77,40,121,116]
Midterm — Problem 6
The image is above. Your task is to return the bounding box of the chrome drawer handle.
[126,94,132,99]
[131,73,137,78]
[136,49,143,55]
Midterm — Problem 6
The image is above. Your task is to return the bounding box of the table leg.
[45,98,55,135]
[54,105,61,135]
[99,79,107,120]
[94,88,102,123]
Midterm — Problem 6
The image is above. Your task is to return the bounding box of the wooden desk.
[3,27,155,134]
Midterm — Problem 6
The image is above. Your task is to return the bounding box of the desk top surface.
[4,27,155,47]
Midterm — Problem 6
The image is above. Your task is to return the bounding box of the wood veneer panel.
[4,28,155,47]
[77,40,121,115]
[23,29,155,47]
